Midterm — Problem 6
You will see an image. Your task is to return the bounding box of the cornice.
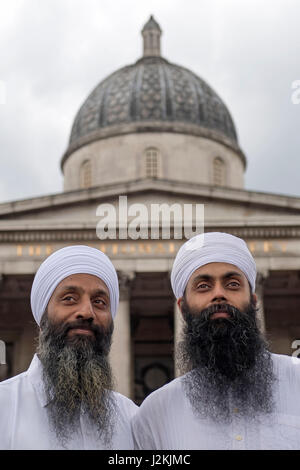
[1,179,300,219]
[61,121,247,170]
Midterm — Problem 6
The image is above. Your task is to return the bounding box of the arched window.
[145,148,160,178]
[213,156,226,186]
[80,159,92,189]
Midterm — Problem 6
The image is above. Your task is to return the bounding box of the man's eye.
[227,281,240,288]
[94,299,106,306]
[62,296,75,301]
[197,283,210,289]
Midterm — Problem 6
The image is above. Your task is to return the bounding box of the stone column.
[174,300,185,378]
[255,270,268,334]
[109,271,135,399]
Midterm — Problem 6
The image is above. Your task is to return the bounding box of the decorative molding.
[61,121,246,171]
[0,230,99,243]
[1,226,300,243]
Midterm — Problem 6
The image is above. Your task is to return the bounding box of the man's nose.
[211,283,227,302]
[75,298,95,321]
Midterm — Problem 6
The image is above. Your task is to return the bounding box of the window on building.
[213,156,226,186]
[80,159,92,189]
[145,148,160,178]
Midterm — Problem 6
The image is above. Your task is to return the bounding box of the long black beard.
[177,299,276,422]
[37,315,116,448]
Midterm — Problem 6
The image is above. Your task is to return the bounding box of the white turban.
[171,232,256,299]
[30,245,119,325]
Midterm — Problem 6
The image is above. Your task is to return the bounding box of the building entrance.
[130,272,174,404]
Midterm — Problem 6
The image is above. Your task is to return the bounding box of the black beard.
[37,315,116,448]
[177,299,276,422]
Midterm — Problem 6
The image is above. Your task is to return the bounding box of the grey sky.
[0,0,299,203]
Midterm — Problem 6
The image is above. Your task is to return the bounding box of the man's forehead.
[54,273,110,294]
[189,262,246,281]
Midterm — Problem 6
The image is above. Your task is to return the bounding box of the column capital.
[117,270,135,300]
[256,269,269,289]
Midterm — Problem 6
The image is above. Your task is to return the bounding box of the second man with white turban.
[132,232,300,450]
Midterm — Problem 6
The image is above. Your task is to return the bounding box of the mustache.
[184,302,249,328]
[43,318,108,340]
[201,303,240,319]
[39,316,114,357]
[63,319,102,336]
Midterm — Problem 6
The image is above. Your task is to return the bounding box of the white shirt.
[132,353,300,450]
[0,354,138,450]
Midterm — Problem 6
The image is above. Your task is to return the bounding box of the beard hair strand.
[176,298,276,422]
[37,315,116,448]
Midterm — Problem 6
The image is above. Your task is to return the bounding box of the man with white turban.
[0,245,137,449]
[132,232,300,450]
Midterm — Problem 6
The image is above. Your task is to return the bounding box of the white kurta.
[132,353,300,450]
[0,354,138,450]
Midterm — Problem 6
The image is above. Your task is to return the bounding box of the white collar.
[27,353,49,408]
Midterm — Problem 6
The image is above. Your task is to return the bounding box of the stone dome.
[61,16,244,169]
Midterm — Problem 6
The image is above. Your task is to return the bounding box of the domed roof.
[62,17,243,168]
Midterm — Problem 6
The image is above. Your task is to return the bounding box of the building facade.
[0,17,300,403]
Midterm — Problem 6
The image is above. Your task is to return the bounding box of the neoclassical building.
[0,16,300,402]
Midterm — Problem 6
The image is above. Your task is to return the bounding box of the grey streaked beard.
[37,314,116,448]
[176,298,276,423]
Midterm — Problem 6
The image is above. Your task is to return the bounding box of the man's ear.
[252,293,258,305]
[177,297,184,315]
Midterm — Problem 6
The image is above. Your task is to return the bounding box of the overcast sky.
[0,0,299,203]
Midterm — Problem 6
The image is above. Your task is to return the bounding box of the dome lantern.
[142,15,162,58]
